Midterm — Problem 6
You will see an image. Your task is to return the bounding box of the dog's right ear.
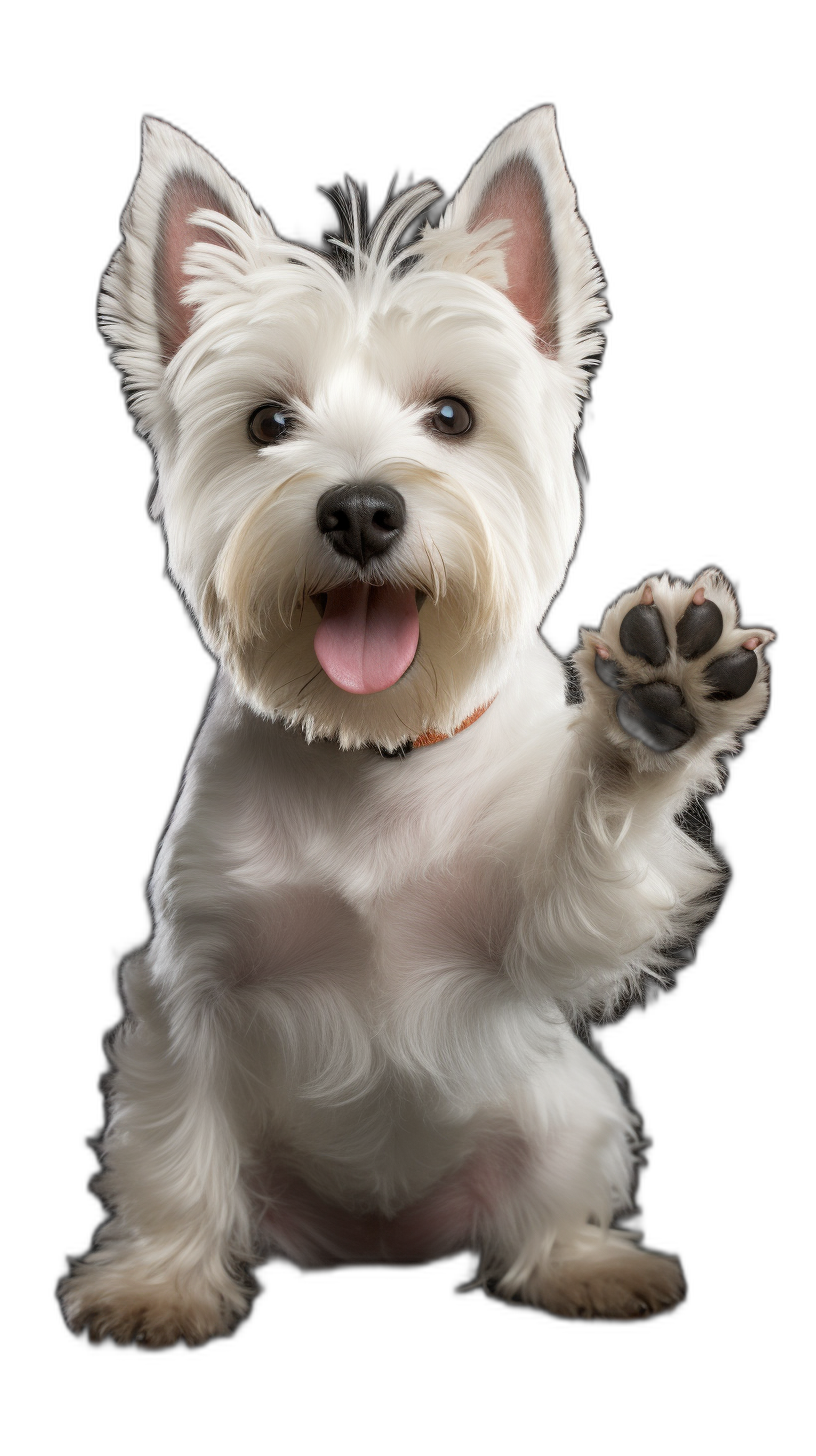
[100,117,273,437]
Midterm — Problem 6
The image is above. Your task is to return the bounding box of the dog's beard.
[199,461,534,750]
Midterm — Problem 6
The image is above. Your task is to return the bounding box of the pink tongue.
[314,583,419,694]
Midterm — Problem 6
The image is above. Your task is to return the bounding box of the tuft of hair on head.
[322,178,442,292]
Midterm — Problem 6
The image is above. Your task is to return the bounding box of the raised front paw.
[576,569,773,758]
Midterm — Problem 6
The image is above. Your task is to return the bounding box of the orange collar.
[411,698,496,750]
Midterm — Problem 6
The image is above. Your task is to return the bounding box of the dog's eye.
[248,404,292,446]
[429,397,472,437]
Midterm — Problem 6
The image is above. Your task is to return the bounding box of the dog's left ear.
[439,106,606,368]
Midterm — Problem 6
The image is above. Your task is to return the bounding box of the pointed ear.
[100,117,273,433]
[153,170,241,364]
[440,106,606,365]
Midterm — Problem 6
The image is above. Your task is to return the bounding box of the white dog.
[60,107,772,1344]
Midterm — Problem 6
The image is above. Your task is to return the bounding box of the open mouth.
[312,584,424,695]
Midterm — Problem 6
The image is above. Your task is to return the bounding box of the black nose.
[316,483,406,566]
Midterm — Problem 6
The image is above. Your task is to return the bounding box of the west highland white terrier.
[60,107,773,1344]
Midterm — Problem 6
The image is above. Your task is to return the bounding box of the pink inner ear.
[155,173,237,363]
[469,157,558,355]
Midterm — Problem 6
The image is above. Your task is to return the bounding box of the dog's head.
[102,107,605,749]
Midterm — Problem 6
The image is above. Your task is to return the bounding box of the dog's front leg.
[59,954,255,1347]
[529,567,773,1017]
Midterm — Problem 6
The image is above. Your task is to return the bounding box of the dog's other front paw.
[483,1230,686,1320]
[58,1250,253,1347]
[576,569,774,763]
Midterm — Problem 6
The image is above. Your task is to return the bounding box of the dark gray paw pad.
[616,682,696,752]
[676,599,723,659]
[619,604,669,666]
[594,653,623,689]
[704,648,758,701]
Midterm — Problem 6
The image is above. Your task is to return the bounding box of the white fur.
[61,107,770,1343]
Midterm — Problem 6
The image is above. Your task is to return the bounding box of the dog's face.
[103,109,606,748]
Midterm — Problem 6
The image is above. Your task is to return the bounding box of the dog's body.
[61,108,772,1343]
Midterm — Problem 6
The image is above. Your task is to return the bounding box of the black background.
[41,53,792,1409]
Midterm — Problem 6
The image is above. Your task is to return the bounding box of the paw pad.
[675,598,723,659]
[619,604,669,666]
[704,648,758,701]
[594,654,623,690]
[587,578,769,754]
[615,682,697,752]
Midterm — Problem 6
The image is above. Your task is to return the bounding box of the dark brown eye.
[248,403,292,446]
[429,397,472,436]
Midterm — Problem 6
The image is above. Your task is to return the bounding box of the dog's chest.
[250,777,521,989]
[176,707,536,995]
